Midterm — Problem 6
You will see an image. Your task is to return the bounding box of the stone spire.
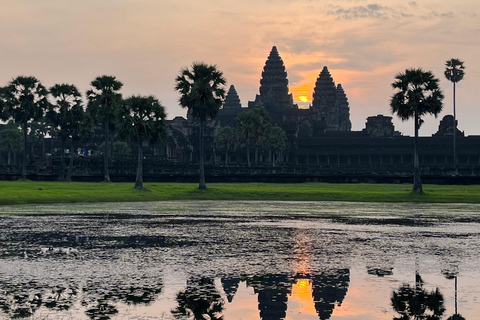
[312,66,338,131]
[248,46,296,123]
[223,85,242,109]
[259,46,289,98]
[336,84,351,131]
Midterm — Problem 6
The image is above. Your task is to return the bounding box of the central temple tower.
[248,46,297,123]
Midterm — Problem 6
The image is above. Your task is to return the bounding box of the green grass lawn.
[0,180,479,206]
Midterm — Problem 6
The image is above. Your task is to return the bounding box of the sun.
[298,96,309,103]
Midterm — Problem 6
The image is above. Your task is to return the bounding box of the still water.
[1,201,480,320]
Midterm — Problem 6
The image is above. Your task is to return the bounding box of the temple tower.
[312,66,338,130]
[249,46,296,124]
[336,84,351,131]
[312,66,351,132]
[216,84,244,126]
[223,85,242,110]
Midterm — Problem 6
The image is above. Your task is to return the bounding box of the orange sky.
[0,0,479,136]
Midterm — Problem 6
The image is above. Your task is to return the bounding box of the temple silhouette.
[161,46,478,182]
[1,46,479,181]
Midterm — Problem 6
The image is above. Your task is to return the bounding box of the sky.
[1,0,479,136]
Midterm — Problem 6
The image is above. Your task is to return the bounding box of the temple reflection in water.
[0,201,477,319]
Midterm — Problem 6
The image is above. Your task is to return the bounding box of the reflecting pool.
[1,201,480,319]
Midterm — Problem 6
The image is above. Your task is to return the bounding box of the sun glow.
[298,95,309,103]
[285,278,317,319]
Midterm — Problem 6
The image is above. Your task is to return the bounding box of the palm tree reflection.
[172,277,224,320]
[82,277,162,320]
[0,281,78,319]
[391,272,446,320]
[443,270,466,320]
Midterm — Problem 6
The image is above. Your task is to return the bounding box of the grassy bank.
[1,181,480,206]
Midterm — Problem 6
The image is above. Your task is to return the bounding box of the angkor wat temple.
[162,46,479,182]
[1,46,479,182]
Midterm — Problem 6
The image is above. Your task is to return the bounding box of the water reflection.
[0,281,78,318]
[172,277,224,320]
[82,276,163,320]
[312,269,350,320]
[391,273,445,320]
[1,201,480,319]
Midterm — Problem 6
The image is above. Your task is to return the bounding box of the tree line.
[0,58,466,192]
[215,108,287,168]
[0,75,167,189]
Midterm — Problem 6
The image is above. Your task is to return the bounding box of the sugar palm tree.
[47,84,83,180]
[390,68,444,193]
[86,75,123,182]
[2,76,49,179]
[116,95,167,189]
[175,62,226,189]
[444,59,465,172]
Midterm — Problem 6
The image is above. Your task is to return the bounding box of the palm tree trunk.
[104,115,110,182]
[199,118,206,189]
[413,111,422,193]
[135,137,144,189]
[455,276,458,315]
[66,140,74,181]
[22,120,27,179]
[453,82,457,173]
[225,149,228,167]
[59,137,66,181]
[7,150,11,165]
[246,142,251,167]
[41,136,45,158]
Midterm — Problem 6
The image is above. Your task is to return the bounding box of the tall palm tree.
[116,95,167,189]
[444,58,465,172]
[2,76,49,179]
[390,68,444,193]
[86,75,123,182]
[47,84,83,180]
[175,62,226,189]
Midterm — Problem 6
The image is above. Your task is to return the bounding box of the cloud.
[327,3,413,20]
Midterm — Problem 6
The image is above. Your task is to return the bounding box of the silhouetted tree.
[266,126,287,167]
[215,126,236,166]
[0,124,23,165]
[444,58,465,172]
[175,62,226,189]
[390,69,443,193]
[86,75,123,182]
[236,108,271,167]
[28,118,48,160]
[47,84,83,180]
[116,95,167,189]
[1,76,49,179]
